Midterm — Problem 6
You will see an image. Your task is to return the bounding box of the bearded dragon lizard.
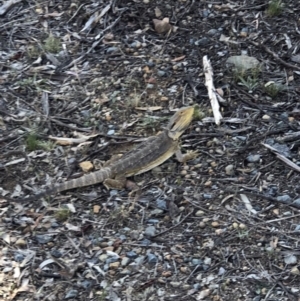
[11,106,196,202]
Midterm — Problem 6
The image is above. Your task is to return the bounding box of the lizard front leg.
[175,149,198,163]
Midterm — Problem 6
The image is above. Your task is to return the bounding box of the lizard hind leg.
[103,176,127,190]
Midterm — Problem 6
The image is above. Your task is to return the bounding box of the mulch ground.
[1,0,300,300]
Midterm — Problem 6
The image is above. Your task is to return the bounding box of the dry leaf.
[153,18,172,34]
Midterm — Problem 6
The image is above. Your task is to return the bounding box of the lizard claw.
[183,150,198,162]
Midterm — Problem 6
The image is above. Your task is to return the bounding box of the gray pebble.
[107,129,115,135]
[207,29,218,36]
[202,9,210,18]
[106,47,118,53]
[147,219,160,224]
[80,280,92,289]
[156,198,167,210]
[145,226,156,237]
[294,225,300,232]
[126,251,137,258]
[121,257,130,266]
[147,253,158,264]
[157,70,166,77]
[146,83,154,89]
[225,164,235,175]
[191,258,203,266]
[65,290,78,299]
[247,155,261,163]
[135,255,145,265]
[276,195,292,203]
[293,198,300,206]
[194,37,210,46]
[35,235,53,244]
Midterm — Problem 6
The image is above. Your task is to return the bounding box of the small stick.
[203,56,223,125]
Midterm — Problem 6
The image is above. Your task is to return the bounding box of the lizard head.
[167,106,194,140]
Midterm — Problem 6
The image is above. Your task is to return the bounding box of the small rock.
[215,229,224,235]
[15,238,27,247]
[225,164,234,175]
[147,253,158,264]
[135,255,145,265]
[191,258,203,266]
[14,253,25,262]
[262,114,271,120]
[194,37,210,46]
[170,281,181,288]
[195,210,205,216]
[51,249,62,258]
[207,29,218,36]
[121,257,130,266]
[145,226,156,237]
[106,47,118,53]
[146,83,154,89]
[226,55,260,70]
[293,198,300,207]
[246,155,261,163]
[239,223,247,230]
[211,221,219,228]
[157,70,166,77]
[199,221,206,228]
[65,290,78,299]
[99,254,108,262]
[271,143,291,158]
[109,262,120,269]
[180,266,188,273]
[204,257,211,265]
[276,195,292,204]
[147,219,159,224]
[156,198,167,210]
[294,225,300,231]
[107,129,115,135]
[35,235,53,244]
[291,266,300,275]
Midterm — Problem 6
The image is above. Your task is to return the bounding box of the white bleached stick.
[203,55,223,125]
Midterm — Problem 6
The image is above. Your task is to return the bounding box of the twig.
[249,40,300,72]
[203,56,223,125]
[262,143,300,173]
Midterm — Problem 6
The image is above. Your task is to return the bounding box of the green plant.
[237,229,249,239]
[43,35,61,53]
[25,131,54,151]
[266,0,284,17]
[55,208,71,222]
[193,106,204,121]
[264,81,282,98]
[238,76,259,93]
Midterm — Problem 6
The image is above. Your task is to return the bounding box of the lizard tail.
[13,167,112,203]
